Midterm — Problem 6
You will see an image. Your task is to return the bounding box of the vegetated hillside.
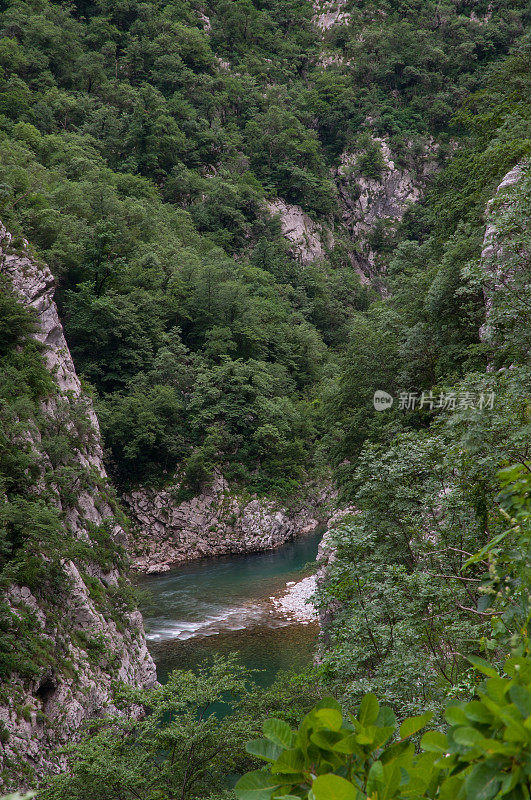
[0,0,530,793]
[35,162,531,800]
[0,0,528,499]
[315,172,530,718]
[310,24,530,724]
[231,162,530,799]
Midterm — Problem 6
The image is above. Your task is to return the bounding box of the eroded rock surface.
[267,199,333,264]
[479,163,529,362]
[0,226,156,788]
[335,137,438,282]
[125,475,333,573]
[312,0,350,30]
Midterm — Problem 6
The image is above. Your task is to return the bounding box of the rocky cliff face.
[312,0,350,31]
[267,199,333,264]
[267,139,437,285]
[0,226,156,789]
[125,474,333,573]
[335,137,438,283]
[479,162,529,365]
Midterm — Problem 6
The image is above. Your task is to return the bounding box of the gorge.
[137,526,323,685]
[0,0,529,796]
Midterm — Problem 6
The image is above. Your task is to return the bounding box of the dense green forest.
[1,0,528,495]
[0,0,529,795]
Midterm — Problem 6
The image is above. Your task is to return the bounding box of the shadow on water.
[149,622,319,686]
[135,527,323,686]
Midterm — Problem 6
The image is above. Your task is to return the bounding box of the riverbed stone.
[271,576,318,623]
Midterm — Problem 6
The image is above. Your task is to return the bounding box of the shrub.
[236,654,531,799]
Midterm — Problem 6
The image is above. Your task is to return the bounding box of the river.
[136,528,322,685]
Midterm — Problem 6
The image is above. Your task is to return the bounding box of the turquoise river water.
[136,528,322,685]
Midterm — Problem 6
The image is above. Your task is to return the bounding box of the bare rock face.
[266,140,436,282]
[267,199,333,264]
[312,0,351,30]
[0,226,156,789]
[314,507,356,648]
[479,163,529,362]
[335,137,438,282]
[125,475,334,573]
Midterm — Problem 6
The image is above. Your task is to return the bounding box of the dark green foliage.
[0,599,56,682]
[236,653,531,799]
[355,137,387,181]
[0,0,527,494]
[0,279,36,356]
[0,0,530,794]
[466,464,531,655]
[39,655,319,800]
[323,63,530,494]
[317,367,530,709]
[315,107,530,719]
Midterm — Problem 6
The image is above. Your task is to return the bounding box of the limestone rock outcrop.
[0,226,156,788]
[335,137,438,282]
[266,142,436,282]
[125,475,333,573]
[267,199,333,264]
[479,163,529,363]
[312,0,350,31]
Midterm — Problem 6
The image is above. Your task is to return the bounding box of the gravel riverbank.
[270,575,318,623]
